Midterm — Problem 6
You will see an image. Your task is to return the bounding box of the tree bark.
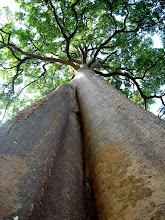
[0,65,165,219]
[0,84,86,219]
[71,65,165,219]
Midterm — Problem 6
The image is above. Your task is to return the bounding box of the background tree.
[0,0,165,123]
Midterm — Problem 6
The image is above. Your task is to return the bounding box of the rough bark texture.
[0,84,86,220]
[0,66,165,219]
[71,66,165,219]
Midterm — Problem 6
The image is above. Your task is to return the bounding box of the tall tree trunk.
[0,65,165,219]
[71,65,165,219]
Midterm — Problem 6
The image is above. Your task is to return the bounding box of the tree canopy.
[0,0,165,122]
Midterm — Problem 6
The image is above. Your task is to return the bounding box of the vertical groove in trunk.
[75,85,98,220]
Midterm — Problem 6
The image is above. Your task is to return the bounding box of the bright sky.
[0,0,164,118]
[0,0,19,11]
[152,34,163,48]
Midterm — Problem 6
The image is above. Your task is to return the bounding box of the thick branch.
[88,30,120,67]
[88,24,141,67]
[47,0,68,39]
[47,0,71,59]
[0,43,78,69]
[9,48,21,61]
[79,47,87,64]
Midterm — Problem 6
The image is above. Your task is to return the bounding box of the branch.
[0,28,11,44]
[12,57,31,93]
[0,32,4,43]
[0,64,47,122]
[69,0,80,39]
[88,30,120,67]
[8,47,21,61]
[48,0,82,60]
[96,68,165,111]
[87,45,118,54]
[122,0,129,29]
[30,39,41,52]
[47,0,68,39]
[17,64,47,96]
[70,57,82,65]
[79,46,87,64]
[158,97,165,118]
[46,0,71,59]
[0,64,16,70]
[102,51,117,65]
[0,43,78,69]
[95,70,147,107]
[137,54,165,79]
[88,22,141,67]
[145,93,165,100]
[104,0,117,29]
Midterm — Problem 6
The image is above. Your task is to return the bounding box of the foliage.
[0,0,165,122]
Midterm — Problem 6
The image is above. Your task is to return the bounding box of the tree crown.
[0,0,165,122]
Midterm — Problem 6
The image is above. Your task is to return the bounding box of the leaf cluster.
[0,0,165,122]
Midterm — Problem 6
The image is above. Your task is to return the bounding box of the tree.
[0,0,165,219]
[0,0,165,122]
